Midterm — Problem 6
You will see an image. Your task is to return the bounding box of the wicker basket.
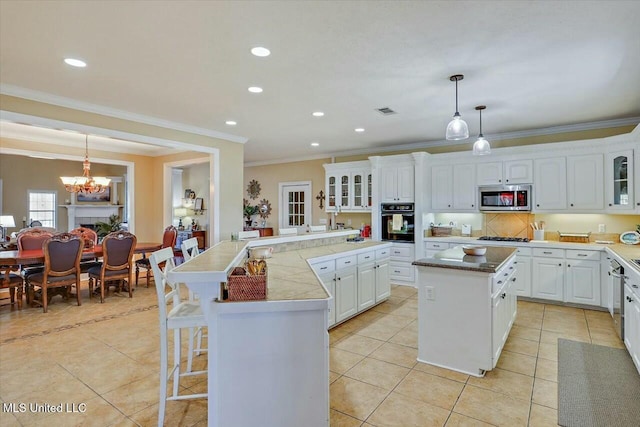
[227,265,267,301]
[431,226,452,237]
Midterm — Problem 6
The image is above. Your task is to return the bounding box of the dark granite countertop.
[413,245,517,273]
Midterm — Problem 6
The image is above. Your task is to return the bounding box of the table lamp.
[0,215,16,241]
[174,208,188,230]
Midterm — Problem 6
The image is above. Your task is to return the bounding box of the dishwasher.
[608,259,624,340]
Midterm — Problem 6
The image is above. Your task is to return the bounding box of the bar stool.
[180,237,207,372]
[149,247,207,426]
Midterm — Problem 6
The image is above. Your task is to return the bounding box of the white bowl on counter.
[462,245,487,256]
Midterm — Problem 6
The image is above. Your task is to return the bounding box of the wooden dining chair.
[28,233,84,313]
[17,228,54,305]
[88,231,137,303]
[1,265,24,310]
[70,227,100,273]
[136,226,177,287]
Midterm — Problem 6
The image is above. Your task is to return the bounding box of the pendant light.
[472,105,491,156]
[60,135,111,194]
[445,74,469,140]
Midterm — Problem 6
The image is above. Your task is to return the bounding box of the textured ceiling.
[1,1,639,163]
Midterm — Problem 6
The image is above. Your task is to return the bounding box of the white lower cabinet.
[565,259,600,306]
[357,262,376,311]
[318,271,336,327]
[311,245,392,328]
[390,243,415,283]
[513,247,532,297]
[335,266,358,323]
[624,283,640,373]
[532,255,564,302]
[492,277,517,367]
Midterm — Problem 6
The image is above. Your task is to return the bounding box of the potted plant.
[243,200,259,229]
[95,214,123,239]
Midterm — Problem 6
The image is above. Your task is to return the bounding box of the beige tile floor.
[0,281,622,426]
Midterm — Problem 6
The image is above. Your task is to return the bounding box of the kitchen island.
[167,231,391,427]
[413,246,518,377]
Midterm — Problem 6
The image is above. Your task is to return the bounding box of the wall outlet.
[425,286,435,301]
[598,224,606,233]
[319,218,327,225]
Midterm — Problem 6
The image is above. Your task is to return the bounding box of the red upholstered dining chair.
[88,231,137,303]
[17,228,54,305]
[135,226,177,287]
[28,233,84,313]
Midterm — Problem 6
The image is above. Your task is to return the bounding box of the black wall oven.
[381,203,415,243]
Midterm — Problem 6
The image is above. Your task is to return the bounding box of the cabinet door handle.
[394,270,401,274]
[558,263,562,267]
[501,293,506,299]
[337,277,341,281]
[543,251,552,254]
[609,203,612,207]
[320,266,327,270]
[570,203,574,207]
[577,254,588,257]
[497,280,503,284]
[567,264,571,268]
[537,204,540,207]
[633,284,639,289]
[344,261,351,264]
[364,256,371,259]
[511,277,517,282]
[627,296,634,302]
[504,273,509,277]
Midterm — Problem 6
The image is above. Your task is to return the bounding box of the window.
[28,190,56,228]
[279,182,311,233]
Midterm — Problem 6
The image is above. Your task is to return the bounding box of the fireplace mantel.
[60,204,123,231]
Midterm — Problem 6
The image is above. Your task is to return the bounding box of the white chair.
[150,247,207,426]
[238,230,260,239]
[180,237,207,371]
[181,237,200,261]
[309,225,327,232]
[279,228,298,236]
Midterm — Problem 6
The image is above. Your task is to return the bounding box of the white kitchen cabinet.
[513,253,532,297]
[318,271,337,327]
[389,243,415,283]
[374,248,391,301]
[567,154,604,210]
[431,164,476,211]
[492,276,517,367]
[431,165,453,210]
[624,281,640,373]
[534,157,567,210]
[425,241,450,258]
[382,165,414,202]
[532,257,564,301]
[357,261,376,311]
[453,164,477,210]
[477,160,533,185]
[635,149,640,212]
[605,149,635,212]
[335,265,358,322]
[565,259,601,306]
[324,161,372,212]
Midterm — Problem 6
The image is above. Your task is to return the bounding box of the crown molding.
[0,84,248,144]
[244,153,333,168]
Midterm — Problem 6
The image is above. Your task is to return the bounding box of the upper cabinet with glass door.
[324,161,372,212]
[606,150,635,212]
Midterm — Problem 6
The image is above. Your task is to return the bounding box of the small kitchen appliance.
[478,184,531,211]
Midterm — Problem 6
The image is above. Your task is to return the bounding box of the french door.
[279,182,311,234]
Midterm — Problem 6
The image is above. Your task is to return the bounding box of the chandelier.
[60,135,111,194]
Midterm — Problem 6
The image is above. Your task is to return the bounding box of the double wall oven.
[381,203,415,243]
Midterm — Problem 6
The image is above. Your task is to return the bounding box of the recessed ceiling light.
[64,58,87,68]
[355,128,365,133]
[312,112,324,117]
[310,142,320,147]
[251,47,271,57]
[225,120,237,126]
[248,86,263,93]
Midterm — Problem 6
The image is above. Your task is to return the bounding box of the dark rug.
[558,338,640,427]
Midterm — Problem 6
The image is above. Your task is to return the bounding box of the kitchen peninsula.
[413,246,518,377]
[167,230,391,427]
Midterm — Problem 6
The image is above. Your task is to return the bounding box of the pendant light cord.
[455,79,459,114]
[479,108,482,135]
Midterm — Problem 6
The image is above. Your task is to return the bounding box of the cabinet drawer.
[375,247,391,260]
[391,245,414,259]
[358,251,375,264]
[312,260,335,274]
[425,241,450,250]
[566,249,600,261]
[336,255,357,269]
[389,262,415,280]
[516,247,532,256]
[533,248,565,258]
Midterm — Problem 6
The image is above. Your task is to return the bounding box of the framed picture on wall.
[184,189,192,199]
[77,186,111,202]
[195,198,203,211]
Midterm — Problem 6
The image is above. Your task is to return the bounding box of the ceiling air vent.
[376,107,397,115]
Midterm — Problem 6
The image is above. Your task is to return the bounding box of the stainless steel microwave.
[478,185,532,211]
